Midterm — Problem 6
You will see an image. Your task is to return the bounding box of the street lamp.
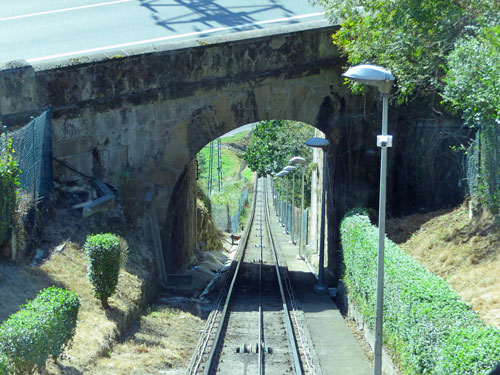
[290,156,307,259]
[305,137,330,293]
[284,165,297,236]
[276,170,289,227]
[343,64,395,375]
[272,176,279,216]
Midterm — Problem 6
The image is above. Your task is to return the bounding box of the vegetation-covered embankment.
[341,212,500,374]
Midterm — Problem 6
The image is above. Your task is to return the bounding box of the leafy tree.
[243,120,314,177]
[312,0,500,212]
[443,26,500,210]
[243,120,315,207]
[443,27,500,129]
[311,0,500,104]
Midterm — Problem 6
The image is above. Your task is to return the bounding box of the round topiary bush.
[0,286,80,374]
[84,233,121,308]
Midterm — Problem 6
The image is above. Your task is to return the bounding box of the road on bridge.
[0,0,325,64]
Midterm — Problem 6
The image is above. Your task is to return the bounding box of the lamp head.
[284,165,296,172]
[305,137,329,149]
[289,156,307,165]
[343,64,395,95]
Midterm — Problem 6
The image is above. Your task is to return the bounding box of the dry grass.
[85,306,204,374]
[387,203,500,328]
[0,204,155,374]
[42,242,149,374]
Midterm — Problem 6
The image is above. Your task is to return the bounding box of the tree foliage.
[243,120,314,177]
[443,26,500,210]
[312,0,500,104]
[243,120,316,207]
[443,26,500,127]
[312,0,500,212]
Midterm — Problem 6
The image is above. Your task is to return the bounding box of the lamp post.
[275,171,287,225]
[284,165,297,238]
[290,156,307,259]
[343,64,395,375]
[305,137,330,293]
[272,176,278,215]
[277,170,289,227]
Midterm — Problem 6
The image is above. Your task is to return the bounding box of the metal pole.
[284,176,289,232]
[278,180,282,222]
[281,179,285,226]
[271,178,276,209]
[314,149,328,292]
[208,141,214,195]
[298,167,305,259]
[291,172,295,243]
[217,138,222,192]
[374,94,389,375]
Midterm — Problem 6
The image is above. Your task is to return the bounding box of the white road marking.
[0,0,134,22]
[26,12,325,63]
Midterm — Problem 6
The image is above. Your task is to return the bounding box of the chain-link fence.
[231,189,249,233]
[213,204,231,232]
[0,110,52,248]
[212,189,249,233]
[466,125,500,215]
[1,110,53,201]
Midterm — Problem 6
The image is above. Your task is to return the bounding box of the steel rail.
[202,177,260,375]
[262,177,303,375]
[266,177,319,375]
[258,192,264,375]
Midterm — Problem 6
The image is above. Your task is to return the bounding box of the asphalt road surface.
[0,0,325,64]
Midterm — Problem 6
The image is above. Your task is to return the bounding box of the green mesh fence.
[2,110,53,201]
[466,124,500,214]
[0,110,52,247]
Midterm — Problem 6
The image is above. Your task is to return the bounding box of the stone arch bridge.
[0,21,464,282]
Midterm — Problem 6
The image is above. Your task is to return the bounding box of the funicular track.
[187,177,318,375]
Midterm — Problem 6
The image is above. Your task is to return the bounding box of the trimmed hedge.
[84,233,121,307]
[341,214,500,374]
[0,286,80,374]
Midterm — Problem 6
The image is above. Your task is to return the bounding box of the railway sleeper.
[235,344,273,354]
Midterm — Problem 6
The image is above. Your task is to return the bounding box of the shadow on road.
[137,0,296,33]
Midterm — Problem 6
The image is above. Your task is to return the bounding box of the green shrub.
[0,287,80,374]
[0,138,20,248]
[341,213,500,374]
[84,233,121,308]
[0,354,8,375]
[437,326,500,374]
